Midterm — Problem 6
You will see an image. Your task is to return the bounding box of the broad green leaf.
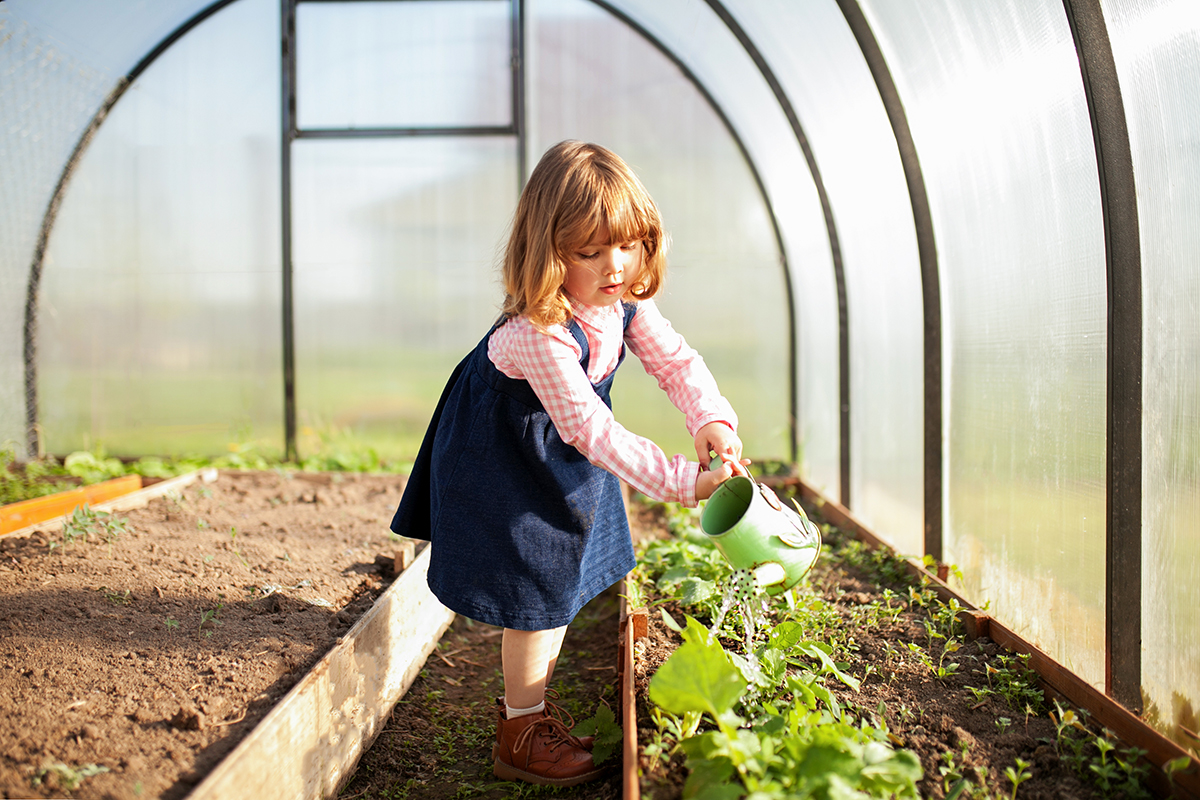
[681,576,717,605]
[767,620,805,650]
[650,638,747,720]
[660,607,683,632]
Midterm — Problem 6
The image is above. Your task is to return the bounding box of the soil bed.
[0,469,408,800]
[628,498,1157,800]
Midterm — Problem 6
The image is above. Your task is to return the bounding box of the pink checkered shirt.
[488,298,737,507]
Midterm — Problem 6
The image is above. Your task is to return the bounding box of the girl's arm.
[623,300,740,450]
[490,316,703,506]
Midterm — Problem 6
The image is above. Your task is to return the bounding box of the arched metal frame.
[1061,0,1142,712]
[17,0,1147,713]
[834,0,942,560]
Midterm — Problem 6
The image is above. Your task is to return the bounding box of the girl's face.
[563,224,643,308]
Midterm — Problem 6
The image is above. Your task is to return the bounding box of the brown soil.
[0,469,407,800]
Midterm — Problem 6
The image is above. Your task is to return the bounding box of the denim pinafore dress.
[390,303,637,631]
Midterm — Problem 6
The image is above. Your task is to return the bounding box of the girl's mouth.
[601,283,623,295]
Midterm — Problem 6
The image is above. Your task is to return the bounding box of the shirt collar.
[568,296,624,330]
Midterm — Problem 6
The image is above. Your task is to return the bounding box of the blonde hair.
[502,141,668,327]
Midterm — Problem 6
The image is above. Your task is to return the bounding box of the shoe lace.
[512,713,586,756]
[541,689,578,730]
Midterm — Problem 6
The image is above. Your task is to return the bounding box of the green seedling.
[229,527,248,566]
[61,505,129,556]
[101,587,131,606]
[165,617,179,632]
[1004,757,1032,799]
[32,761,109,792]
[198,604,223,638]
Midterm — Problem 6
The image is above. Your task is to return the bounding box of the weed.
[165,617,179,632]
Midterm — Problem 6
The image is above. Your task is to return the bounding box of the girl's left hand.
[695,422,750,477]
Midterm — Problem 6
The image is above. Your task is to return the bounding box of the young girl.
[390,140,748,786]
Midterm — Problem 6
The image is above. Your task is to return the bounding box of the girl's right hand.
[695,458,744,501]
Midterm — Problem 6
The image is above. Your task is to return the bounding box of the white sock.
[505,700,545,719]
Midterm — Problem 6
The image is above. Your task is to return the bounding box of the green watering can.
[700,468,822,595]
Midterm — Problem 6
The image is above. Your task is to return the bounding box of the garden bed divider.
[1,474,143,535]
[185,542,454,800]
[618,580,646,800]
[763,475,1200,800]
[1,468,219,540]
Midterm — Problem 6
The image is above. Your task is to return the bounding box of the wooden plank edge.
[1,468,218,540]
[0,474,142,534]
[762,475,1200,800]
[618,580,640,800]
[185,544,455,800]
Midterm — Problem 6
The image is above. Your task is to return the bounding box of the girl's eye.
[621,242,638,251]
[578,251,598,260]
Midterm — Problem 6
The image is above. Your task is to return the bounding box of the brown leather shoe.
[492,705,605,786]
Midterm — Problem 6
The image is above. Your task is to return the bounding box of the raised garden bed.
[623,489,1199,800]
[0,469,448,800]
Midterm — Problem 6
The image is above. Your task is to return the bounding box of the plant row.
[628,497,1169,800]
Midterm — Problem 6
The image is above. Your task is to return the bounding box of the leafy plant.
[570,704,623,765]
[60,504,128,555]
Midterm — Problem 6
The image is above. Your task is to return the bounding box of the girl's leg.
[502,626,568,710]
[495,625,601,786]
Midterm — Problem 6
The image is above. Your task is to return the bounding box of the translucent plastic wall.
[38,0,284,457]
[722,0,925,554]
[605,0,840,494]
[863,0,1109,685]
[1106,0,1200,738]
[529,0,789,462]
[0,0,216,450]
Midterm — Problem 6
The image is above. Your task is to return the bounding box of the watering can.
[699,462,821,595]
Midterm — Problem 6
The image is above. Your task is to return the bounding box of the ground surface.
[1,474,1162,800]
[0,469,405,800]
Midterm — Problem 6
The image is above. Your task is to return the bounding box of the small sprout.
[198,604,223,638]
[165,617,180,632]
[1005,757,1032,799]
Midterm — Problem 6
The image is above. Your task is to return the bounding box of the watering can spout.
[699,475,821,595]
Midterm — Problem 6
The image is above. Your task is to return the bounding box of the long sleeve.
[489,303,721,506]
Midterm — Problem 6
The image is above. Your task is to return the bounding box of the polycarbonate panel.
[1,0,215,450]
[727,0,924,554]
[296,0,512,130]
[603,0,838,484]
[37,0,284,457]
[863,0,1108,686]
[527,0,787,463]
[291,137,516,460]
[1106,0,1200,745]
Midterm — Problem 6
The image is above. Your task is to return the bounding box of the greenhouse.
[1,0,1197,798]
